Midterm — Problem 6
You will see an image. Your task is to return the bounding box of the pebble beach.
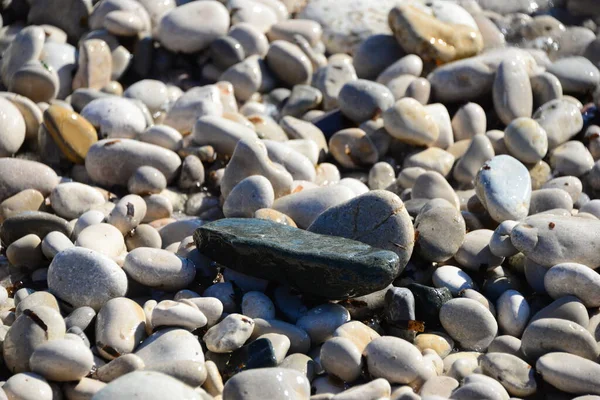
[0,0,599,398]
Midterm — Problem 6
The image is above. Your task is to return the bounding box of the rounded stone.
[338,79,394,123]
[266,40,313,87]
[496,289,530,337]
[47,247,128,311]
[223,175,275,218]
[203,314,255,353]
[0,158,59,201]
[81,97,146,140]
[93,371,203,400]
[127,166,167,196]
[383,98,439,146]
[0,97,26,157]
[43,105,97,164]
[157,1,230,53]
[50,182,105,220]
[124,247,196,291]
[432,265,474,296]
[296,304,350,344]
[536,353,600,395]
[222,368,310,400]
[439,298,498,351]
[504,117,548,164]
[320,337,362,382]
[544,262,600,307]
[30,338,94,381]
[364,336,425,384]
[414,199,466,262]
[3,373,53,400]
[135,328,204,365]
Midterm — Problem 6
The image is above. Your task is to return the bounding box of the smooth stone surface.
[223,175,275,218]
[455,229,504,272]
[95,297,146,359]
[48,247,128,311]
[266,40,313,87]
[547,56,600,93]
[432,265,474,296]
[194,218,400,299]
[0,158,59,201]
[2,373,53,400]
[493,59,533,125]
[85,139,181,187]
[496,289,530,337]
[0,97,26,157]
[0,189,44,222]
[271,185,355,229]
[297,304,350,344]
[521,318,599,360]
[222,368,310,400]
[192,115,257,156]
[308,190,414,271]
[320,337,362,382]
[504,117,548,164]
[338,80,394,123]
[0,211,70,245]
[536,353,600,395]
[30,338,94,382]
[533,99,583,149]
[158,1,230,53]
[475,155,532,222]
[511,215,600,267]
[203,313,254,353]
[364,336,425,384]
[544,262,600,307]
[93,371,202,400]
[383,98,439,146]
[439,298,498,351]
[124,247,196,291]
[50,182,105,219]
[44,104,97,164]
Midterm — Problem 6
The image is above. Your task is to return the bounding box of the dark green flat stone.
[193,218,401,299]
[408,283,452,328]
[1,211,70,246]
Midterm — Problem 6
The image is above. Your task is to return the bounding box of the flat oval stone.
[475,155,532,222]
[414,200,466,262]
[93,371,203,400]
[536,353,600,396]
[364,336,425,384]
[308,190,414,271]
[85,139,181,187]
[496,289,530,337]
[1,211,70,245]
[135,328,204,365]
[48,247,128,311]
[383,98,439,146]
[440,298,498,351]
[124,247,196,291]
[0,97,26,157]
[493,59,533,125]
[271,185,355,229]
[338,79,394,123]
[480,352,537,397]
[30,338,94,382]
[50,182,105,220]
[504,117,548,164]
[533,99,583,149]
[521,318,599,360]
[158,1,230,54]
[544,262,600,307]
[3,373,53,400]
[432,265,474,296]
[266,40,312,87]
[0,158,59,201]
[203,313,254,353]
[223,368,310,400]
[194,218,401,299]
[547,56,600,93]
[81,97,146,140]
[297,304,350,344]
[43,105,97,164]
[511,215,600,267]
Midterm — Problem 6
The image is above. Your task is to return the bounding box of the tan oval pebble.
[454,135,495,184]
[223,368,310,400]
[383,98,439,146]
[481,352,537,397]
[6,233,44,268]
[127,166,167,196]
[125,224,162,250]
[75,223,126,259]
[104,10,146,36]
[139,125,182,151]
[30,338,94,382]
[143,194,173,222]
[10,61,59,103]
[124,247,196,291]
[403,147,455,177]
[221,138,292,199]
[452,102,487,141]
[50,182,105,220]
[414,332,454,358]
[364,336,425,384]
[151,300,207,331]
[85,139,181,186]
[254,208,297,227]
[521,318,599,361]
[3,305,66,373]
[266,40,312,86]
[320,337,362,382]
[0,189,44,222]
[72,39,112,91]
[329,128,378,169]
[3,372,52,400]
[63,377,107,398]
[96,297,146,360]
[43,104,97,164]
[96,354,145,383]
[0,97,26,157]
[504,117,548,164]
[536,352,600,395]
[440,298,498,351]
[333,321,380,354]
[108,194,147,234]
[203,313,255,353]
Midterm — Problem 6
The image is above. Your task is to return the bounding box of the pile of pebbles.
[0,0,599,399]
